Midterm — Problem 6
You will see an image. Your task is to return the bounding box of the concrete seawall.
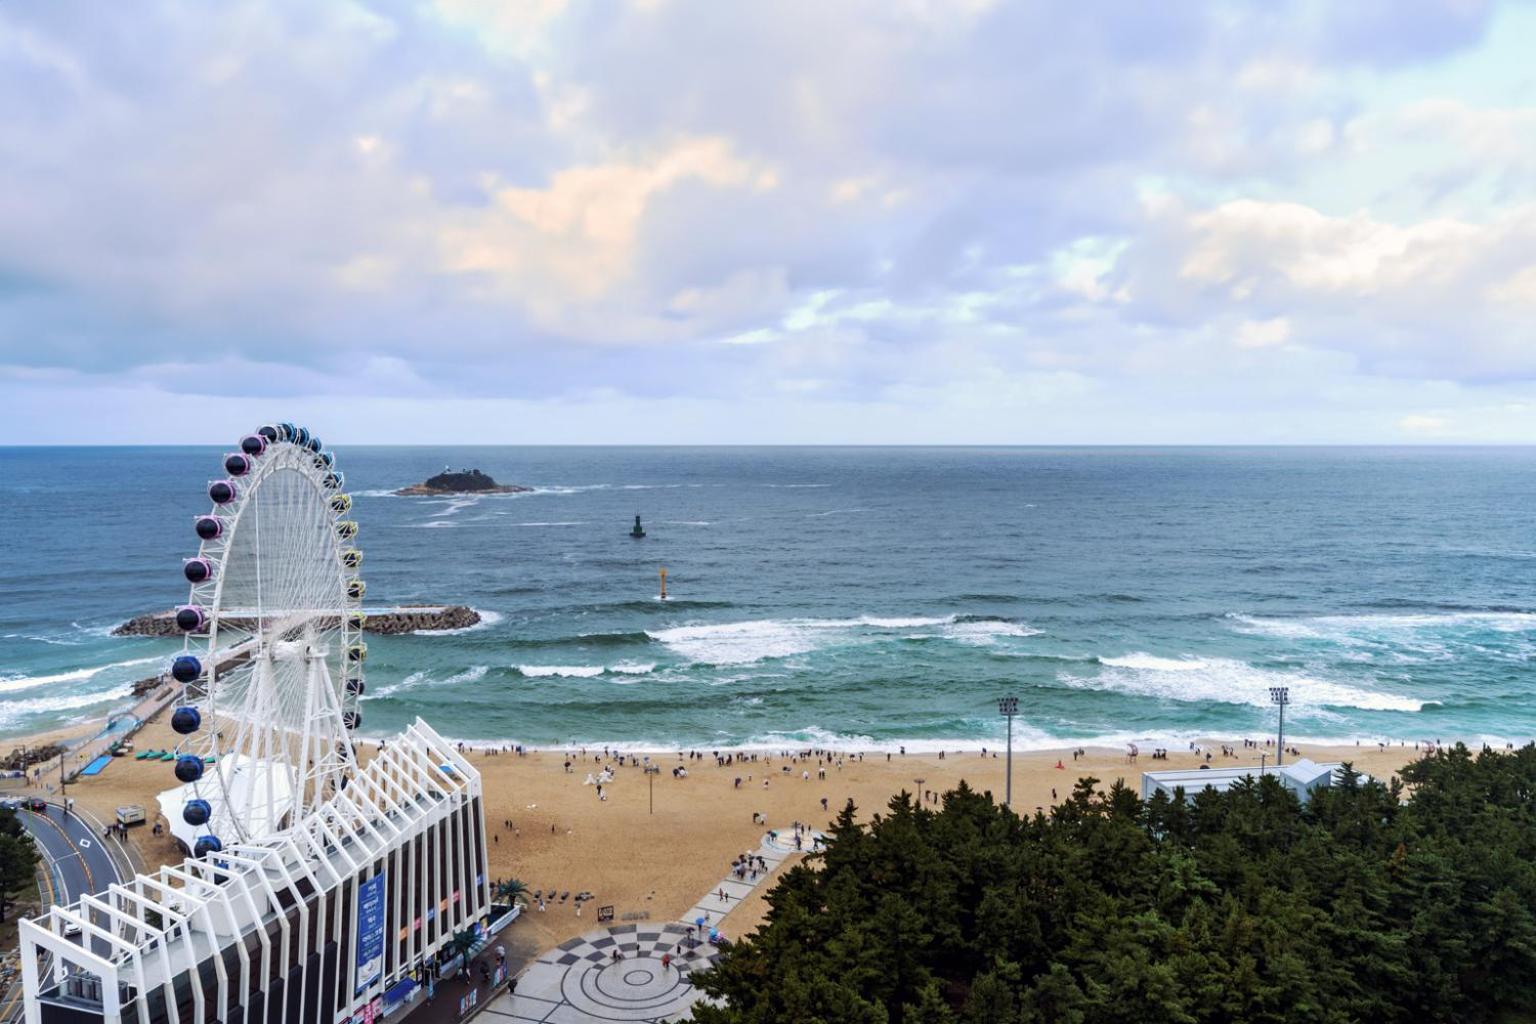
[113,604,483,637]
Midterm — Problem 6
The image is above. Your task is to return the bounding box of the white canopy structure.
[1140,758,1360,804]
[156,756,294,855]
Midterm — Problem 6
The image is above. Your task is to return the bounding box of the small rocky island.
[395,468,530,496]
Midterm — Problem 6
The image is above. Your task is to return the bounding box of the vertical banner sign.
[356,872,387,995]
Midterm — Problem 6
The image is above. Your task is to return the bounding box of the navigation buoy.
[659,566,668,601]
[630,514,646,539]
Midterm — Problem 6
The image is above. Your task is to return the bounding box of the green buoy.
[630,514,646,539]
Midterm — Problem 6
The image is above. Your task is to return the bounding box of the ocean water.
[1,446,1534,751]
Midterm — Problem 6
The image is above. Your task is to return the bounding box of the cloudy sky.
[3,0,1535,444]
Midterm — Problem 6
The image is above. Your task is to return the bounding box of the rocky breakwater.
[114,604,482,637]
[365,605,482,635]
[395,468,530,496]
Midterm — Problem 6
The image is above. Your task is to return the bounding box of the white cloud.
[1236,318,1291,349]
[1398,413,1448,434]
[1,0,1535,441]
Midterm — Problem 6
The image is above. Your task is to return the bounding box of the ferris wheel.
[160,422,366,856]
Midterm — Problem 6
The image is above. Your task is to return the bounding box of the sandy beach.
[26,710,1422,956]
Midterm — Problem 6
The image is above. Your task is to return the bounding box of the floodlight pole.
[645,765,660,814]
[1269,687,1290,766]
[997,696,1019,810]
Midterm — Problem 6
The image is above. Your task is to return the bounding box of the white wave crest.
[1230,611,1536,639]
[649,614,1037,665]
[515,663,656,679]
[1101,653,1206,672]
[1065,657,1424,713]
[2,632,84,647]
[430,498,479,518]
[648,620,824,665]
[944,620,1043,645]
[368,665,489,699]
[0,655,162,695]
[0,685,134,723]
[531,484,612,496]
[856,616,952,628]
[1229,611,1535,663]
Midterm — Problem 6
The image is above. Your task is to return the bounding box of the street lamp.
[1268,687,1290,766]
[997,696,1019,810]
[644,765,660,814]
[914,777,926,807]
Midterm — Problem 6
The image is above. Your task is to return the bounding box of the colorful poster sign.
[356,872,387,994]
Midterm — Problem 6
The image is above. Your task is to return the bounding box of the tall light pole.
[1268,687,1290,766]
[997,696,1018,810]
[645,765,660,814]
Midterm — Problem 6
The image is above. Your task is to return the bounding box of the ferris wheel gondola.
[158,423,366,854]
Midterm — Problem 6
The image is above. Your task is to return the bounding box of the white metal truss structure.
[169,423,365,853]
[21,719,492,1024]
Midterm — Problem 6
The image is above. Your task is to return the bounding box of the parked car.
[26,797,48,812]
[0,797,22,810]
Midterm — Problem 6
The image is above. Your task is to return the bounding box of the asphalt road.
[18,804,124,907]
[0,804,128,1022]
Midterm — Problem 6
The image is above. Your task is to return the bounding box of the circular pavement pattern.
[500,922,721,1022]
[762,827,826,856]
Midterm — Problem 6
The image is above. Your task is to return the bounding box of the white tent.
[156,754,295,853]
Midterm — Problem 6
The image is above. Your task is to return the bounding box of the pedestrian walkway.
[683,825,825,931]
[480,825,823,1023]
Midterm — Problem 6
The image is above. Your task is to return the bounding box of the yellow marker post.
[659,567,668,601]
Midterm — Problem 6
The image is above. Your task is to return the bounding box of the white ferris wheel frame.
[175,431,364,847]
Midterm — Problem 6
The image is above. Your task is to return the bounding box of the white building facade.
[21,719,491,1024]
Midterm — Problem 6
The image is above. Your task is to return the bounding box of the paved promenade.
[479,825,824,1023]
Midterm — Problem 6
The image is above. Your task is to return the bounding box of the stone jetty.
[113,604,482,637]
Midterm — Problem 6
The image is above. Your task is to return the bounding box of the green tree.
[493,878,528,908]
[0,828,39,923]
[691,745,1536,1024]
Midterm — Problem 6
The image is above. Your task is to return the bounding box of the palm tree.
[494,878,528,908]
[444,927,479,962]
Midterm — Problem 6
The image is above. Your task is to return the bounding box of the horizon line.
[3,442,1536,450]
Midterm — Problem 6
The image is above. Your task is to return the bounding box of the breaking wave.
[1065,656,1426,713]
[515,663,656,679]
[647,614,1038,666]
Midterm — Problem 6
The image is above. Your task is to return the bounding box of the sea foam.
[1067,656,1425,713]
[647,614,1038,665]
[514,663,656,678]
[0,655,162,695]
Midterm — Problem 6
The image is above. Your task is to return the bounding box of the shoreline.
[353,729,1525,756]
[3,717,1522,761]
